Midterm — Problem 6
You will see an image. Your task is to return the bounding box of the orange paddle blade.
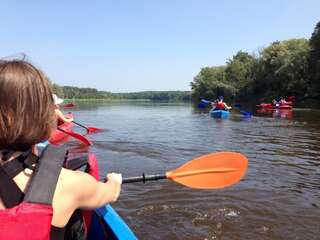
[166,152,248,189]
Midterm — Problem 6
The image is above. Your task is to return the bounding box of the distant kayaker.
[53,94,74,124]
[279,97,287,105]
[211,96,232,110]
[0,59,122,239]
[272,99,279,107]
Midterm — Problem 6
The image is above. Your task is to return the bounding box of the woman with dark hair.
[0,59,121,240]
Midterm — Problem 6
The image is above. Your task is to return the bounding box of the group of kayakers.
[209,95,294,112]
[256,96,294,110]
[0,59,122,239]
[272,97,289,107]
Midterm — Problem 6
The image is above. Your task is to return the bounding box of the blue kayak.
[210,109,230,118]
[88,205,137,240]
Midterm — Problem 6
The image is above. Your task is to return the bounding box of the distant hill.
[52,84,191,101]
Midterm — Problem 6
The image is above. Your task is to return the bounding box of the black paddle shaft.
[72,121,89,130]
[57,127,67,133]
[122,173,166,184]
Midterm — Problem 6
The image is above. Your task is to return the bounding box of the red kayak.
[276,104,292,109]
[256,103,292,110]
[256,103,273,109]
[49,113,74,145]
[63,103,76,108]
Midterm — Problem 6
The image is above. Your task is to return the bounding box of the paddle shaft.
[113,167,240,184]
[234,105,252,116]
[201,99,212,105]
[121,174,166,184]
[72,121,89,131]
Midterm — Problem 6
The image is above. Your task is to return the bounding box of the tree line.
[52,84,191,101]
[191,21,320,105]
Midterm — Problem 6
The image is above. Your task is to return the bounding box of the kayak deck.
[210,109,230,118]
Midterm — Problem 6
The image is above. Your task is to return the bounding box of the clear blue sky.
[0,0,319,92]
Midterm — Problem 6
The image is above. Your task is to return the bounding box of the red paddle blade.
[87,127,103,134]
[166,152,248,189]
[59,128,92,146]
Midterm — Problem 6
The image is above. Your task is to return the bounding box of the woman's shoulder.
[51,168,90,227]
[53,168,91,209]
[57,168,99,197]
[58,168,88,188]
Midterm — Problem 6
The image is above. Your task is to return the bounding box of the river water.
[69,102,320,240]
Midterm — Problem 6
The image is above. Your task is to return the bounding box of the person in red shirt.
[211,96,232,110]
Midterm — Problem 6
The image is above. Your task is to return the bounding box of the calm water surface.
[69,102,320,240]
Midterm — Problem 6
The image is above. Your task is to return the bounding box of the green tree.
[191,22,320,106]
[191,66,236,101]
[252,39,309,100]
[52,83,64,97]
[308,21,320,98]
[225,51,257,97]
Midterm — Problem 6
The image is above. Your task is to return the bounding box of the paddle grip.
[122,173,166,184]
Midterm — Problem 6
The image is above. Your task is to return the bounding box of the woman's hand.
[106,173,122,202]
[107,173,122,185]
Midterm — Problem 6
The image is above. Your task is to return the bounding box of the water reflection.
[256,108,293,119]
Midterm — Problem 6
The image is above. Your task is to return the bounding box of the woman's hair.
[0,59,55,150]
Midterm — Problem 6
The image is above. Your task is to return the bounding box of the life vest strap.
[0,148,36,208]
[1,153,39,178]
[0,165,24,208]
[24,145,66,205]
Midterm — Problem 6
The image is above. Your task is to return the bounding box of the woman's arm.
[77,171,122,208]
[224,103,232,110]
[60,169,121,209]
[51,169,122,227]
